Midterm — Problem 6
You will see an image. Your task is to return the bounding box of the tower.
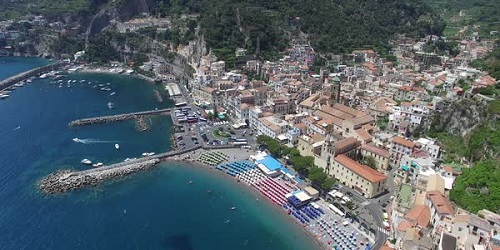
[331,76,341,105]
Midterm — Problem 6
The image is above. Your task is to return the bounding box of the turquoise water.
[0,59,320,250]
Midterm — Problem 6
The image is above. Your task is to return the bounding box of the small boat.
[98,84,105,87]
[26,79,32,83]
[115,143,120,150]
[109,92,116,96]
[92,162,103,167]
[13,126,20,131]
[108,102,115,109]
[230,207,236,210]
[0,94,9,99]
[73,138,80,142]
[81,159,92,165]
[188,180,193,184]
[39,73,48,79]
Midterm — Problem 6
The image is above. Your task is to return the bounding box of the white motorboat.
[115,143,120,150]
[109,92,116,96]
[141,152,155,157]
[72,138,80,142]
[0,94,9,99]
[108,102,115,109]
[81,159,92,165]
[92,162,104,167]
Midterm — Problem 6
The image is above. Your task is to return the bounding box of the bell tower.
[331,76,341,105]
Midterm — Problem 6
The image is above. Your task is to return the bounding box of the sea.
[0,57,320,250]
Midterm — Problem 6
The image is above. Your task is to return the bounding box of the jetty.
[69,108,172,126]
[39,145,202,194]
[0,61,68,91]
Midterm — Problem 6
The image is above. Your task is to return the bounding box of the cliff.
[422,97,491,137]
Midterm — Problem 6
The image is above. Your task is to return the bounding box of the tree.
[365,156,377,170]
[308,167,327,186]
[321,177,336,191]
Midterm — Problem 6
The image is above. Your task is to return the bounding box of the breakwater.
[69,108,171,126]
[39,158,161,194]
[0,61,67,91]
[39,145,202,194]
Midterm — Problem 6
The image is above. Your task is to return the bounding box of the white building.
[256,116,289,139]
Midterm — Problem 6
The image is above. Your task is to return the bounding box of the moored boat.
[81,159,92,165]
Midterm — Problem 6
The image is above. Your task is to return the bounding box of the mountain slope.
[152,0,444,54]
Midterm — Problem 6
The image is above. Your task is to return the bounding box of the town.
[1,10,500,250]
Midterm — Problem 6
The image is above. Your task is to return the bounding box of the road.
[335,165,398,250]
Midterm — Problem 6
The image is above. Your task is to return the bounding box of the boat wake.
[72,138,117,144]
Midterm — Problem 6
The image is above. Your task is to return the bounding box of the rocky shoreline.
[39,159,161,194]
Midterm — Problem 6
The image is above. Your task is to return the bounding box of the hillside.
[1,0,444,57]
[160,0,444,55]
[423,0,500,38]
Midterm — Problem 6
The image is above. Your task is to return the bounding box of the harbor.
[68,108,172,126]
[0,61,67,92]
[0,58,323,250]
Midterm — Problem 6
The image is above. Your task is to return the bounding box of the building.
[193,86,224,106]
[426,191,454,234]
[358,144,391,172]
[416,138,441,160]
[256,116,289,139]
[391,136,416,164]
[331,154,387,198]
[438,232,457,250]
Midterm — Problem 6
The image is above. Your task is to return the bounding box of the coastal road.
[337,185,392,250]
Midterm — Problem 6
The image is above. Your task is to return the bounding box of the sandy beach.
[162,149,330,250]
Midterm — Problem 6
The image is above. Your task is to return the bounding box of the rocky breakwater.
[39,158,161,194]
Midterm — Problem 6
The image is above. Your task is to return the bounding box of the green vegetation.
[424,38,460,57]
[152,0,443,55]
[424,0,500,38]
[429,99,500,213]
[257,135,336,191]
[471,47,500,80]
[0,0,110,20]
[450,160,500,213]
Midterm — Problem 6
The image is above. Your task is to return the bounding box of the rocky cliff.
[422,97,492,137]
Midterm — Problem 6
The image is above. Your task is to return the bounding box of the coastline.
[74,66,156,83]
[162,157,329,250]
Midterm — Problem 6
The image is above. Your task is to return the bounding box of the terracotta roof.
[294,123,307,130]
[405,205,431,228]
[380,246,395,250]
[355,129,373,142]
[334,137,360,151]
[360,144,390,158]
[426,190,454,215]
[201,86,217,94]
[348,115,375,127]
[392,136,415,148]
[332,103,364,117]
[397,220,413,231]
[334,154,387,183]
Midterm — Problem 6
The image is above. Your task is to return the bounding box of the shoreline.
[162,158,329,250]
[72,66,156,83]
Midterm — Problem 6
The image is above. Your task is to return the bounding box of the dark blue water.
[0,57,50,77]
[0,60,319,250]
